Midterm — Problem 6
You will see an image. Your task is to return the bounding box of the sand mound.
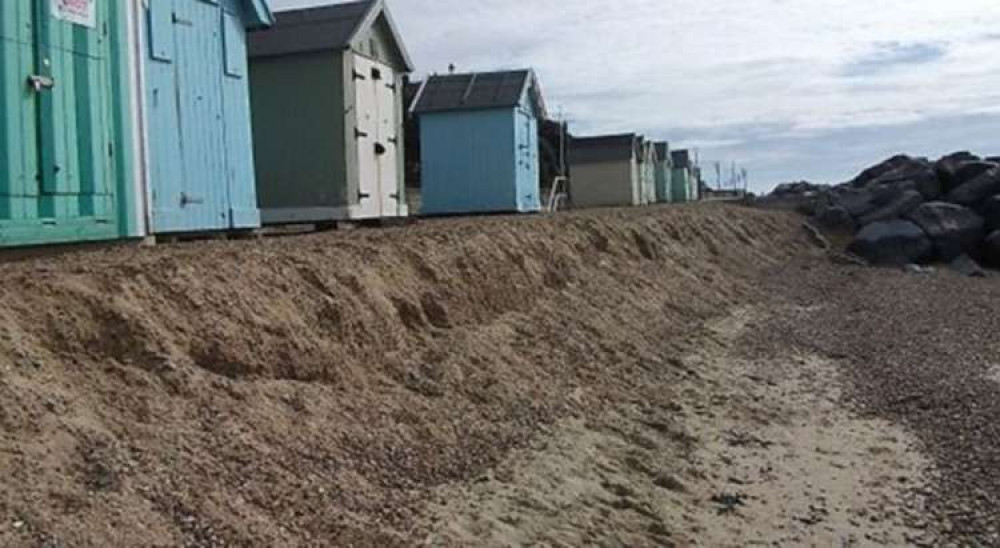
[0,204,812,546]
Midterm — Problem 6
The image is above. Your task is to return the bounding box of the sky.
[269,0,1000,193]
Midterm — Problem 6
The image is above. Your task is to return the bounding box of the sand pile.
[0,204,811,546]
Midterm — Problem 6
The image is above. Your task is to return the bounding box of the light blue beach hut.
[412,69,546,215]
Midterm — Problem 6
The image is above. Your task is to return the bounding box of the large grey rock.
[851,155,920,188]
[871,179,918,206]
[813,204,855,231]
[982,195,1000,232]
[906,202,985,261]
[935,151,981,192]
[847,220,933,266]
[833,188,878,218]
[954,161,998,187]
[945,166,1000,207]
[857,189,924,226]
[865,157,941,199]
[984,231,1000,267]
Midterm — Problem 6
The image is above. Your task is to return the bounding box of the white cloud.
[267,0,1000,189]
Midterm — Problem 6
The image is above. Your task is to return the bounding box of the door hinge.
[387,136,398,145]
[358,191,372,200]
[385,82,396,92]
[172,13,194,27]
[352,70,367,81]
[389,192,400,200]
[354,128,369,139]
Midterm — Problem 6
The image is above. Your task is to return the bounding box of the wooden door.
[373,60,400,217]
[146,0,229,233]
[352,53,380,219]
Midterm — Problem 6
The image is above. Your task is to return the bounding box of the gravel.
[745,258,1000,545]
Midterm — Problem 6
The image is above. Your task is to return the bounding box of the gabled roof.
[672,149,692,168]
[569,134,639,164]
[411,70,546,118]
[248,0,414,71]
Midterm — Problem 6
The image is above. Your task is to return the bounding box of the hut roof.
[410,70,546,119]
[249,0,413,71]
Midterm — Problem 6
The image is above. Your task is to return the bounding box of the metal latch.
[180,192,205,207]
[27,75,55,92]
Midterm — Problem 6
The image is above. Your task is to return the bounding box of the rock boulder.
[857,189,924,227]
[945,166,1000,207]
[934,152,981,192]
[906,202,985,261]
[847,220,932,266]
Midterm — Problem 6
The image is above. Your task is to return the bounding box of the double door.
[0,1,116,230]
[352,54,401,219]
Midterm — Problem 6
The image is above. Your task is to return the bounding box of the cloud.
[267,0,1000,190]
[841,41,948,77]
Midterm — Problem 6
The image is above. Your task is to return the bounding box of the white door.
[374,62,402,217]
[353,55,381,219]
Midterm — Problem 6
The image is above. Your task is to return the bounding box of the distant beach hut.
[671,149,693,203]
[654,142,673,203]
[411,69,546,215]
[568,134,643,208]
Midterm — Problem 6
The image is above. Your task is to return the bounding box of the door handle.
[27,75,55,92]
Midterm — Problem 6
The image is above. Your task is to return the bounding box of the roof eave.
[245,0,276,28]
[347,0,416,72]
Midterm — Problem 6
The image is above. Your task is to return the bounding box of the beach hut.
[132,0,274,235]
[568,134,643,208]
[671,149,693,203]
[654,142,673,203]
[639,138,658,205]
[248,0,413,224]
[412,69,546,216]
[0,2,138,248]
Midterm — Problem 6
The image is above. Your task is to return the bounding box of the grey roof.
[569,134,639,164]
[671,149,692,168]
[249,0,414,71]
[411,70,545,117]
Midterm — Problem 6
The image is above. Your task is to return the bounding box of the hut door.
[1,1,115,229]
[146,0,229,233]
[515,108,539,211]
[353,54,400,219]
[352,54,381,219]
[374,62,399,217]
